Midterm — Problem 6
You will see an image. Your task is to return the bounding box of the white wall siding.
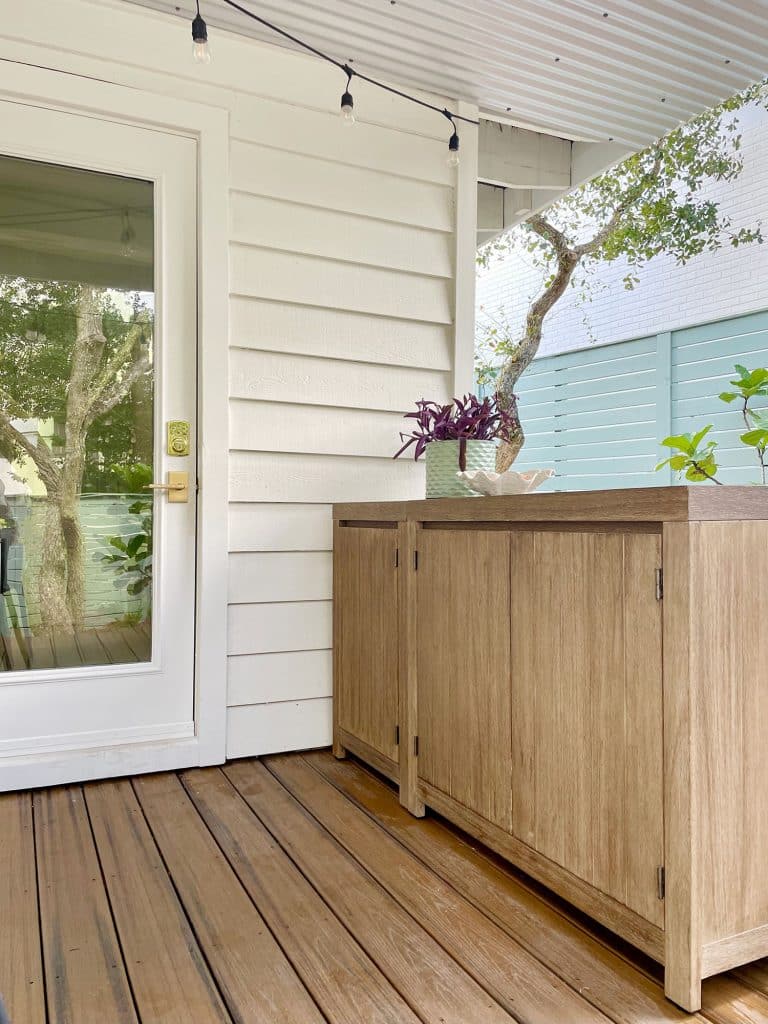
[228,503,332,552]
[228,650,332,707]
[228,602,332,657]
[226,698,333,759]
[5,0,471,757]
[230,452,425,504]
[230,298,453,369]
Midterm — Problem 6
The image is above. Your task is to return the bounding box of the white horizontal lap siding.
[0,0,466,760]
[230,401,408,458]
[223,32,463,755]
[229,350,450,412]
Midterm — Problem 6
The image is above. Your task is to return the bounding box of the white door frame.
[0,62,229,785]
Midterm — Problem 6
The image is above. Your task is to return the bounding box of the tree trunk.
[38,499,71,635]
[36,287,105,631]
[1,285,151,634]
[494,232,579,471]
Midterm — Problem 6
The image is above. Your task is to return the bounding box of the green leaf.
[126,534,144,557]
[719,392,737,403]
[691,424,714,449]
[741,429,768,447]
[660,434,694,454]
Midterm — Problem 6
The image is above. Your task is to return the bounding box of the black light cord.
[216,0,479,129]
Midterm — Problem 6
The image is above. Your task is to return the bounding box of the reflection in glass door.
[0,155,155,671]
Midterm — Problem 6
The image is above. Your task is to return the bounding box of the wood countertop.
[333,486,768,523]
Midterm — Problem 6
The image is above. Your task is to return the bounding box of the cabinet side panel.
[417,529,512,829]
[693,521,768,946]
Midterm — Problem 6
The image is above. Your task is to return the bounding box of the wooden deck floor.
[1,622,151,672]
[3,752,768,1024]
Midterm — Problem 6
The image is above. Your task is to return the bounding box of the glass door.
[0,156,157,670]
[0,100,197,786]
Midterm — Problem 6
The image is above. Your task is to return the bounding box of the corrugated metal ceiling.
[125,0,767,149]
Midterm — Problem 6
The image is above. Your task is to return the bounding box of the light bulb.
[340,90,355,126]
[192,12,211,64]
[193,39,211,64]
[447,129,460,168]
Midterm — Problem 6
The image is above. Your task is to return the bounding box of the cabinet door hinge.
[395,724,400,745]
[655,568,664,601]
[413,735,419,756]
[395,547,399,569]
[414,549,419,571]
[657,865,666,900]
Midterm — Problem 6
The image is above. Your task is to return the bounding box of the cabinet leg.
[400,785,425,818]
[332,738,347,760]
[664,963,702,1013]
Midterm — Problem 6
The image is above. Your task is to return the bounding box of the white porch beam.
[477,120,631,247]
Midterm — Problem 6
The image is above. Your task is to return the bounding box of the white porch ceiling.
[125,0,767,149]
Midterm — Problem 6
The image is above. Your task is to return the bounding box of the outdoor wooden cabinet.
[333,487,768,1012]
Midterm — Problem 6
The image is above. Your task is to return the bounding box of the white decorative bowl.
[456,468,555,497]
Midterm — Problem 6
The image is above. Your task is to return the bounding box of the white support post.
[453,99,479,396]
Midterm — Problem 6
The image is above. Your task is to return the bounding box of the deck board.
[133,771,323,1024]
[34,786,137,1024]
[3,751,768,1024]
[183,766,426,1024]
[84,779,231,1024]
[0,792,46,1024]
[229,758,602,1024]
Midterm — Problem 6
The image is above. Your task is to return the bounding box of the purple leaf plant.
[394,393,519,461]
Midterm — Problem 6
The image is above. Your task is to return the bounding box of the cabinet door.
[510,529,664,927]
[417,529,512,829]
[334,525,399,762]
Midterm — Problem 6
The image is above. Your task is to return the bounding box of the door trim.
[0,62,230,778]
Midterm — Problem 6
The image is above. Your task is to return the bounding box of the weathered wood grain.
[133,772,322,1024]
[182,766,422,1024]
[84,779,231,1024]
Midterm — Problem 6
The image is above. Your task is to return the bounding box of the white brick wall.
[476,103,768,359]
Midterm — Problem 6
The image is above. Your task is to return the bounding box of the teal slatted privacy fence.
[490,309,768,491]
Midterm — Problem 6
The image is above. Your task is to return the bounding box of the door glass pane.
[0,155,154,671]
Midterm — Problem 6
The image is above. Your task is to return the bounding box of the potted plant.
[394,393,518,498]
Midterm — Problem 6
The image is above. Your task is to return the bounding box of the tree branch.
[0,396,59,493]
[573,153,663,257]
[91,320,147,399]
[88,351,152,423]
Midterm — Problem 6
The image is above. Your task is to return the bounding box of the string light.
[445,114,460,168]
[192,1,211,64]
[210,0,479,162]
[340,65,355,127]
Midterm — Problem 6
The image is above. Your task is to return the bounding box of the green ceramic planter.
[424,439,497,498]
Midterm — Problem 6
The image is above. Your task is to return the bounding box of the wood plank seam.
[258,756,611,1024]
[80,785,144,1024]
[218,763,524,1024]
[180,767,426,1024]
[299,754,718,1024]
[29,793,50,1024]
[128,775,270,1024]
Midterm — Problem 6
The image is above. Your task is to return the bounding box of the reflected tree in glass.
[0,280,153,634]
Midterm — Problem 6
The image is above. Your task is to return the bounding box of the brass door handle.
[144,471,189,503]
